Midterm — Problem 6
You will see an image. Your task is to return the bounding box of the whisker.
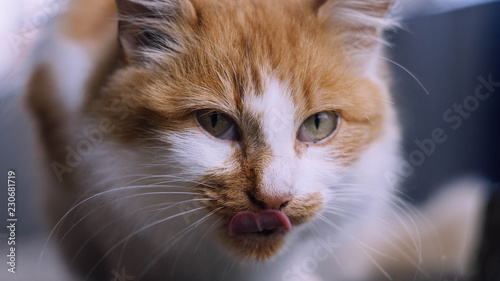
[137,207,223,279]
[318,214,396,260]
[71,197,210,264]
[195,216,223,253]
[60,194,212,243]
[380,56,430,96]
[38,183,201,270]
[325,182,434,278]
[84,206,206,280]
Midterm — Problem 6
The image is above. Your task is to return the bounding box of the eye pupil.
[314,114,320,130]
[211,113,218,128]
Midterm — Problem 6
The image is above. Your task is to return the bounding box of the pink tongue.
[228,210,291,236]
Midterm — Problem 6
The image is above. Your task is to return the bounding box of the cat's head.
[94,0,398,262]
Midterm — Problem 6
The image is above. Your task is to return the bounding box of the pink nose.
[251,191,293,210]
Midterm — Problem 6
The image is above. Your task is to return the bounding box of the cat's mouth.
[212,197,322,261]
[227,210,291,237]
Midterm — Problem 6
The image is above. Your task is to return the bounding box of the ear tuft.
[315,0,397,53]
[115,0,197,66]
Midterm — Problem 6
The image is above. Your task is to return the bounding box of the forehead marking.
[245,78,297,154]
[245,77,297,195]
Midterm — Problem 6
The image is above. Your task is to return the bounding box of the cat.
[26,0,485,280]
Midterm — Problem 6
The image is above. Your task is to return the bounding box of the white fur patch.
[245,78,298,198]
[163,129,236,178]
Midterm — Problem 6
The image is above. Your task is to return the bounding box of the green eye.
[196,110,239,140]
[298,112,338,143]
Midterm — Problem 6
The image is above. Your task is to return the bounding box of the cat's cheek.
[295,148,345,182]
[163,131,239,176]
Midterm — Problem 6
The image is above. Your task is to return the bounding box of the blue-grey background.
[390,2,500,201]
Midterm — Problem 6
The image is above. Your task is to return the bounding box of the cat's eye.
[196,110,239,141]
[297,112,339,143]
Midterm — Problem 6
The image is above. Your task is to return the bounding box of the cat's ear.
[115,0,197,65]
[312,0,395,60]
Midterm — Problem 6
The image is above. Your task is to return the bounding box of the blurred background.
[0,0,499,280]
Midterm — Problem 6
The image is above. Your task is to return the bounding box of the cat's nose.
[250,191,293,210]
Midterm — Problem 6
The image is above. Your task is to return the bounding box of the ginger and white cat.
[27,0,484,280]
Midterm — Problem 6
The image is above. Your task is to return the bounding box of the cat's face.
[91,0,397,262]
